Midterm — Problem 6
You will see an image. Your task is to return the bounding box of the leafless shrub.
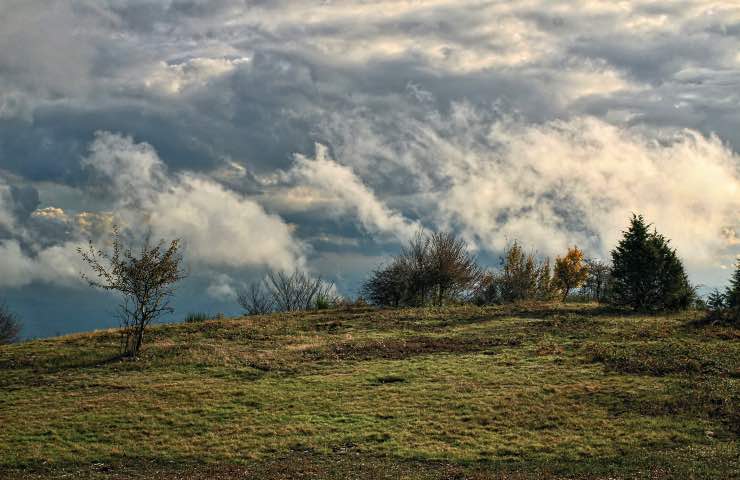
[266,270,336,312]
[0,301,21,344]
[427,231,483,306]
[238,270,337,315]
[237,281,275,315]
[362,230,482,307]
[78,226,186,357]
[400,231,433,306]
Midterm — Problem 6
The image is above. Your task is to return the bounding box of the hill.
[0,304,738,479]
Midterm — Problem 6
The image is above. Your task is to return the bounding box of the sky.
[1,0,739,339]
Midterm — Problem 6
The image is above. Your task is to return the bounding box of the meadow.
[0,303,738,479]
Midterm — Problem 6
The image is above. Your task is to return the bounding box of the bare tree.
[0,301,21,344]
[237,281,274,315]
[78,226,186,357]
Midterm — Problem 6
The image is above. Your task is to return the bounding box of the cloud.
[281,144,418,242]
[83,131,304,271]
[143,57,251,95]
[0,239,85,288]
[315,102,740,275]
[0,0,96,119]
[206,273,239,301]
[445,116,740,270]
[0,180,16,231]
[0,132,305,287]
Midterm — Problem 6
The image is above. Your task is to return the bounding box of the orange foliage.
[554,246,589,302]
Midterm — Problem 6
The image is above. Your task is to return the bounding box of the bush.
[0,301,21,344]
[78,226,186,357]
[315,294,332,310]
[361,259,409,307]
[238,270,338,315]
[725,258,740,324]
[704,259,740,324]
[238,282,274,315]
[361,230,482,307]
[496,241,559,303]
[610,214,694,312]
[706,289,727,321]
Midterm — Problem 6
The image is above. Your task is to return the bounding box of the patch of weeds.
[183,312,225,323]
[664,378,740,434]
[580,377,739,435]
[314,321,343,332]
[303,335,522,361]
[583,340,735,375]
[534,340,564,356]
[370,375,406,385]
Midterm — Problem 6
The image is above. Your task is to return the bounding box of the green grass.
[0,303,738,479]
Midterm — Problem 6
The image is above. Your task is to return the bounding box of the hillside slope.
[0,304,738,479]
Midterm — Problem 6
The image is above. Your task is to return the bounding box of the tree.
[705,289,727,321]
[497,241,556,302]
[610,214,693,311]
[361,259,409,307]
[724,258,740,322]
[400,231,433,306]
[78,226,186,357]
[535,258,559,301]
[499,241,534,302]
[361,230,482,307]
[427,232,483,306]
[554,246,589,302]
[703,259,740,324]
[472,271,499,305]
[0,301,21,344]
[583,258,612,303]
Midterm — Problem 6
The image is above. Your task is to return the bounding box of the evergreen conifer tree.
[725,258,740,322]
[610,214,693,311]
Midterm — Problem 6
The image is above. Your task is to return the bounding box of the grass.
[0,303,738,479]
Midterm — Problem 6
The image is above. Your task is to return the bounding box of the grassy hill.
[1,304,738,479]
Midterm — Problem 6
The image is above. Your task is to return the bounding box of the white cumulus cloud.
[83,131,305,271]
[285,143,419,242]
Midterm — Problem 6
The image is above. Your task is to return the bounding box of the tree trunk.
[132,321,146,357]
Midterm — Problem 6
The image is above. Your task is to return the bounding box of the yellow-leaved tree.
[554,246,589,302]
